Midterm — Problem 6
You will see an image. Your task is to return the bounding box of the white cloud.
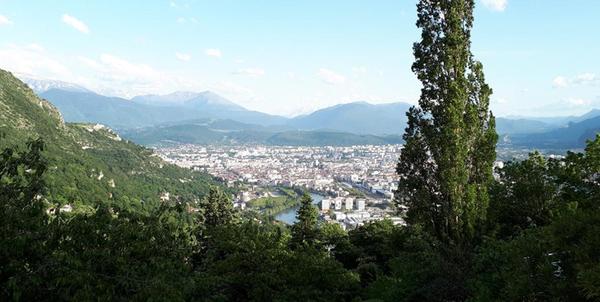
[0,43,71,80]
[27,43,44,52]
[77,56,103,70]
[205,48,222,58]
[77,54,201,97]
[565,97,592,107]
[318,68,346,85]
[62,14,90,34]
[552,76,569,88]
[553,73,598,88]
[233,68,265,77]
[175,52,191,61]
[481,0,508,12]
[0,44,201,98]
[575,73,597,84]
[0,15,12,26]
[100,54,162,81]
[176,17,186,24]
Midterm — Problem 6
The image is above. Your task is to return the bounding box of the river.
[274,192,324,224]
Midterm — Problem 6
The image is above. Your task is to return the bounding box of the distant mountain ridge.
[121,122,404,147]
[132,91,246,111]
[25,77,600,149]
[495,117,553,135]
[38,89,286,129]
[18,75,91,94]
[39,89,208,129]
[509,115,600,149]
[288,102,413,135]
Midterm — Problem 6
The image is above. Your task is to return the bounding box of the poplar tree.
[395,0,498,245]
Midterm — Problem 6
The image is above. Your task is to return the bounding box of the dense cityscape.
[157,144,405,229]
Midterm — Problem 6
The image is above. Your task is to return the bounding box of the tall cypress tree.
[395,0,497,245]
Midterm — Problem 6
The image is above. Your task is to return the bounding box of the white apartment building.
[356,199,366,211]
[345,197,354,210]
[321,198,331,211]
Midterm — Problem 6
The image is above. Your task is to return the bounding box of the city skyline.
[1,0,599,117]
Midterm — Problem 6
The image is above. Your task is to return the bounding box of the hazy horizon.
[14,73,600,119]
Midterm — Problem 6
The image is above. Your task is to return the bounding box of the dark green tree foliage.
[200,186,237,227]
[395,0,498,244]
[471,210,600,301]
[0,138,48,300]
[194,221,359,301]
[0,68,217,213]
[471,135,600,301]
[48,205,196,301]
[290,192,318,249]
[361,227,458,302]
[318,222,353,260]
[550,136,600,211]
[487,152,559,238]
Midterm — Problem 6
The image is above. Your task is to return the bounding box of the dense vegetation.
[2,135,599,301]
[1,0,599,301]
[0,69,216,212]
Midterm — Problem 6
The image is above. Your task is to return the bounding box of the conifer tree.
[290,192,318,249]
[200,186,236,227]
[395,0,498,245]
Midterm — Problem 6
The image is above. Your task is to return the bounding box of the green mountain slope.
[0,69,215,210]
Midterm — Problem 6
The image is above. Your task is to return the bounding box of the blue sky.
[0,0,599,117]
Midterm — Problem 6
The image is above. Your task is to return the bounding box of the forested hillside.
[0,69,216,212]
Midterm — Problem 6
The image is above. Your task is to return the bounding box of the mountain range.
[23,77,600,149]
[508,115,600,149]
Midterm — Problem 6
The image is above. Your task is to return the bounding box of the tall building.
[334,198,343,210]
[345,197,354,210]
[321,198,330,211]
[356,199,366,211]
